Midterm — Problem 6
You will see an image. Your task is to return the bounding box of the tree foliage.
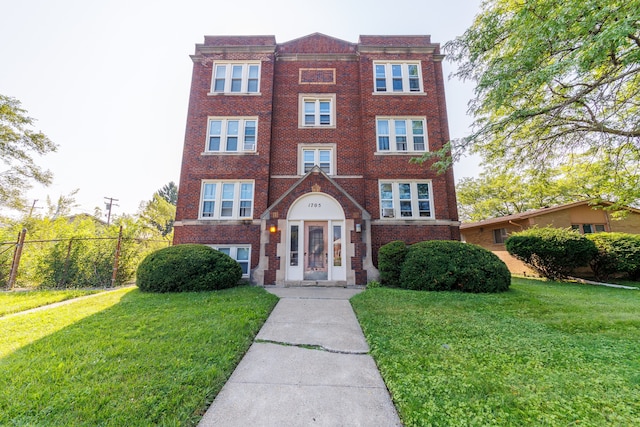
[157,181,178,206]
[0,95,57,210]
[445,0,640,205]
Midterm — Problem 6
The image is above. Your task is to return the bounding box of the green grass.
[351,278,640,426]
[0,289,100,317]
[0,286,278,426]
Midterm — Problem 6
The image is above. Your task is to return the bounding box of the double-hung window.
[212,62,260,94]
[206,118,257,153]
[379,181,433,219]
[301,147,333,175]
[376,118,427,152]
[212,246,251,277]
[299,94,336,128]
[374,62,422,93]
[200,181,254,219]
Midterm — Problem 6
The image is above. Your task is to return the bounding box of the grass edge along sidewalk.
[0,286,278,426]
[351,278,640,427]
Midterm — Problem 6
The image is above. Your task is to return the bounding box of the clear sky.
[0,0,482,218]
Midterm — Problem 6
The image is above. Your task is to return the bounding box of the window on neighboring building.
[200,181,254,219]
[299,94,336,127]
[379,181,433,219]
[376,118,427,152]
[493,228,508,244]
[206,118,257,152]
[374,62,423,93]
[211,63,260,94]
[211,246,251,277]
[571,224,606,234]
[299,146,334,175]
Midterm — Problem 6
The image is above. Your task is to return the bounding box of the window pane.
[227,137,238,151]
[378,136,390,150]
[380,183,393,200]
[304,150,315,163]
[408,64,420,91]
[417,183,430,199]
[305,101,315,113]
[413,137,425,151]
[400,201,412,217]
[239,261,249,275]
[319,101,330,114]
[239,201,252,217]
[214,65,226,91]
[221,201,233,217]
[392,65,403,91]
[244,121,256,150]
[222,183,235,199]
[226,121,238,151]
[230,79,242,92]
[247,79,258,92]
[398,183,411,199]
[319,150,331,162]
[227,120,238,135]
[583,224,593,234]
[375,65,386,91]
[203,183,216,198]
[395,120,407,151]
[333,225,342,266]
[231,65,242,92]
[290,225,299,266]
[595,224,606,232]
[209,137,220,151]
[217,247,231,255]
[377,120,389,134]
[209,120,222,135]
[418,201,430,217]
[240,183,253,199]
[202,201,214,217]
[248,65,259,78]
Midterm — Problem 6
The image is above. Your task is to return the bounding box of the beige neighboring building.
[460,201,640,276]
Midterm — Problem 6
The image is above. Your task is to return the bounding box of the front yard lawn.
[351,278,640,426]
[0,288,100,317]
[0,286,278,426]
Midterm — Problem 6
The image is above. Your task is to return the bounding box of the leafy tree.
[157,181,178,206]
[46,189,80,218]
[138,193,176,240]
[0,95,57,210]
[442,0,640,205]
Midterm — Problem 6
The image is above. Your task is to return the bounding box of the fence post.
[111,226,123,288]
[59,238,74,288]
[8,228,27,290]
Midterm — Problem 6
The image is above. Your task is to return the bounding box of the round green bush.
[399,240,511,293]
[378,240,408,287]
[506,227,598,280]
[586,232,640,281]
[136,244,242,292]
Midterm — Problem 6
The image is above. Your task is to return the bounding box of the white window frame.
[210,62,261,94]
[298,94,336,128]
[373,62,423,93]
[379,180,433,220]
[205,117,257,153]
[200,180,254,219]
[298,144,335,175]
[210,245,251,278]
[376,117,428,153]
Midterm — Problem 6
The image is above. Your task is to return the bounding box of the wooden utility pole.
[8,228,27,290]
[111,226,123,288]
[104,197,119,225]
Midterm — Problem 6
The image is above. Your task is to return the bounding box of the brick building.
[173,33,460,286]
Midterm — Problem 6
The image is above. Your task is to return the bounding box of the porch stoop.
[276,280,349,288]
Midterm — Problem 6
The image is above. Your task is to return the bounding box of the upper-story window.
[298,145,335,175]
[211,62,260,94]
[379,181,433,219]
[376,118,427,152]
[200,181,254,219]
[374,62,422,93]
[206,118,257,153]
[299,94,336,128]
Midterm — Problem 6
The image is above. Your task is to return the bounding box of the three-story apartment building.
[174,33,460,286]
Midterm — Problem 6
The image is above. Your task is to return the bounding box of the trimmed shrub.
[378,240,408,287]
[399,240,511,293]
[586,232,640,281]
[505,227,598,280]
[136,244,242,292]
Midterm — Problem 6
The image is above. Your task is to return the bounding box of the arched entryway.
[285,193,347,282]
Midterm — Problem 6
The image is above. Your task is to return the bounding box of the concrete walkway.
[198,287,402,427]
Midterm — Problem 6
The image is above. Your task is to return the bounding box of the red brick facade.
[174,33,460,286]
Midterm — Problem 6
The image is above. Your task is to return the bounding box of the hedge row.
[505,227,640,281]
[378,240,511,293]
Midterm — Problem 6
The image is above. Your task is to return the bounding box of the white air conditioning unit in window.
[382,208,395,218]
